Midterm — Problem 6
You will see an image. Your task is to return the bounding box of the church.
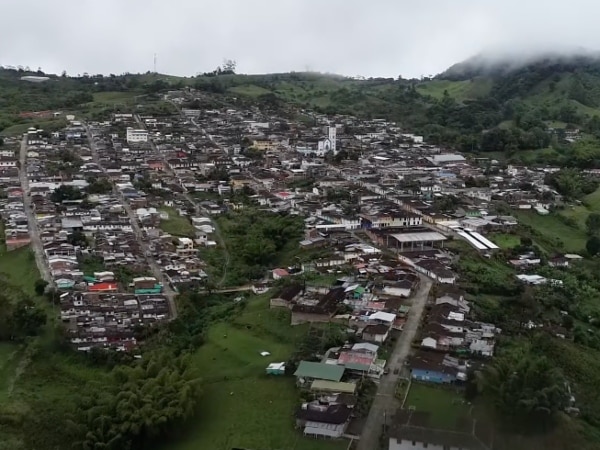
[316,126,338,157]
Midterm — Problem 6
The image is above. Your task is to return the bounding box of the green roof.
[294,361,345,381]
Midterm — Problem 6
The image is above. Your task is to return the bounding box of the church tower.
[328,126,337,154]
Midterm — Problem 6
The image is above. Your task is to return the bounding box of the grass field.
[166,295,347,450]
[490,233,521,249]
[160,206,195,237]
[92,91,139,104]
[513,210,587,253]
[0,343,21,403]
[416,78,492,102]
[405,383,471,430]
[229,84,272,97]
[0,118,68,137]
[0,246,40,296]
[560,187,600,231]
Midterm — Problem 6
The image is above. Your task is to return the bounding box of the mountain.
[4,52,600,160]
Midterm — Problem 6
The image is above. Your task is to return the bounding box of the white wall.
[389,438,447,450]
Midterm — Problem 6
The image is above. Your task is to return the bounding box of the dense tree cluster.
[0,291,46,340]
[67,353,200,450]
[544,169,599,200]
[478,346,570,428]
[205,209,304,283]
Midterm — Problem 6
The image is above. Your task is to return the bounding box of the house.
[176,237,195,257]
[296,403,352,439]
[388,410,487,450]
[294,361,345,386]
[362,323,390,343]
[270,284,303,308]
[126,128,149,143]
[272,268,290,280]
[409,351,460,384]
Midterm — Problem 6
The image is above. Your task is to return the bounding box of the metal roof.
[294,361,345,381]
[390,231,447,243]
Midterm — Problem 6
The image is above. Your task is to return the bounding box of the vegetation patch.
[404,383,471,430]
[159,206,195,237]
[165,294,346,450]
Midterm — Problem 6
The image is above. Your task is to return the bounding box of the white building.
[317,126,338,156]
[126,128,149,143]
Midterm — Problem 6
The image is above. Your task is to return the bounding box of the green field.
[0,246,40,296]
[416,78,492,102]
[0,343,21,403]
[0,118,68,137]
[229,84,272,97]
[490,233,521,249]
[560,187,600,230]
[160,206,195,237]
[92,91,140,104]
[166,295,347,450]
[404,383,471,430]
[513,210,587,253]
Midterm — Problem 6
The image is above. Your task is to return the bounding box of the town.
[0,86,590,450]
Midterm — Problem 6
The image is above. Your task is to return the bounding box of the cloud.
[0,0,599,78]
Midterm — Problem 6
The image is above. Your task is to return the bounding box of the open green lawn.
[0,118,68,137]
[228,84,272,97]
[160,206,195,237]
[560,187,600,231]
[405,383,471,430]
[513,210,586,253]
[416,78,492,102]
[0,246,40,296]
[166,295,347,450]
[92,91,139,104]
[490,233,521,249]
[0,343,21,403]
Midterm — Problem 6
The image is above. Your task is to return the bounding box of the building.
[126,128,149,143]
[296,403,352,439]
[266,362,286,375]
[317,126,338,156]
[388,410,488,450]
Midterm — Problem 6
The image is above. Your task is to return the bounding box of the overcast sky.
[1,0,598,78]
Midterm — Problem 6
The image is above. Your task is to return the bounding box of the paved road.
[85,126,178,319]
[19,134,53,285]
[357,275,432,450]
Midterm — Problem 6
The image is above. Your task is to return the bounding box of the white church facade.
[297,126,339,157]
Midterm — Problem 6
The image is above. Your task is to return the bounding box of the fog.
[1,0,599,78]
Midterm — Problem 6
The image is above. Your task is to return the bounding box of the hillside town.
[0,88,585,450]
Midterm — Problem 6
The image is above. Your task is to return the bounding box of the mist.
[1,0,600,78]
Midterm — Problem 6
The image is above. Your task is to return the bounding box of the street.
[85,126,179,319]
[357,274,432,450]
[19,134,53,285]
[136,112,232,287]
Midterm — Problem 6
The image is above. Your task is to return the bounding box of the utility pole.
[153,53,157,73]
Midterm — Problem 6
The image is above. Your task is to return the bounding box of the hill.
[4,53,600,162]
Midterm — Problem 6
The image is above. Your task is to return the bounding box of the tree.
[34,279,49,296]
[587,236,600,256]
[69,352,201,450]
[479,350,569,428]
[222,59,237,74]
[50,185,84,203]
[586,213,600,235]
